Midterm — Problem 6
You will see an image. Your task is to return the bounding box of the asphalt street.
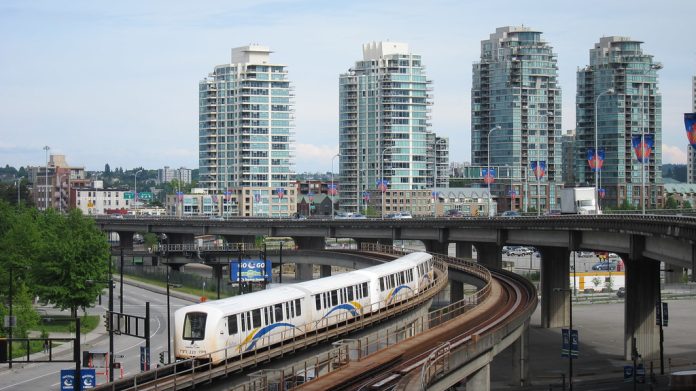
[0,283,194,390]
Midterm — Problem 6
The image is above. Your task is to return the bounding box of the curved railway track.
[297,268,536,390]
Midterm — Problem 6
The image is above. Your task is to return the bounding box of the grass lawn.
[123,274,233,299]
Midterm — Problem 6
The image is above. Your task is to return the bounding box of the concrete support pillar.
[474,243,502,269]
[295,263,313,281]
[423,240,448,255]
[116,231,135,252]
[539,246,570,328]
[511,320,530,386]
[294,236,326,250]
[320,264,331,278]
[455,241,473,259]
[624,258,660,361]
[467,362,490,391]
[449,280,464,303]
[664,263,685,284]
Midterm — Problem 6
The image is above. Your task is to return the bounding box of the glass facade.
[471,27,562,212]
[199,46,295,194]
[575,36,663,208]
[338,42,445,213]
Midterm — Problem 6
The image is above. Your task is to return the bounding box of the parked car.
[508,247,534,256]
[398,212,413,219]
[591,261,617,271]
[544,209,562,216]
[577,251,595,258]
[500,210,521,218]
[351,213,367,219]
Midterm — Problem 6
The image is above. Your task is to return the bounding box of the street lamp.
[15,177,23,207]
[594,89,614,214]
[43,145,50,210]
[380,146,396,219]
[487,126,501,217]
[134,170,143,215]
[554,285,575,391]
[331,153,341,219]
[86,261,114,382]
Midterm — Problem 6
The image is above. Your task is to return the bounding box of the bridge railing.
[230,246,493,391]
[100,248,448,391]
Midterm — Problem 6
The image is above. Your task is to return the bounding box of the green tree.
[664,195,679,210]
[683,200,692,210]
[31,209,110,317]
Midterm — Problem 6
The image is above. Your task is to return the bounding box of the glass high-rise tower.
[576,36,663,208]
[338,42,444,213]
[199,45,295,216]
[472,26,562,213]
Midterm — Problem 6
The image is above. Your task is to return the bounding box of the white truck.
[560,187,599,215]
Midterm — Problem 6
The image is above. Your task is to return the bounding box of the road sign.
[561,328,579,358]
[138,192,153,200]
[140,346,150,371]
[60,368,96,390]
[124,192,135,200]
[656,302,669,327]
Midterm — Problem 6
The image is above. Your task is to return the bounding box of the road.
[0,283,193,390]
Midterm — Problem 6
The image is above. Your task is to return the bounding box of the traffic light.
[103,313,111,330]
[159,351,165,364]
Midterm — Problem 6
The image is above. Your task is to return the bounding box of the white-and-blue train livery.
[174,252,435,364]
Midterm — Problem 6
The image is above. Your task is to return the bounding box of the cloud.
[295,143,339,172]
[662,143,687,164]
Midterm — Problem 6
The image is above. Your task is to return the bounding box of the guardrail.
[229,244,493,391]
[95,246,449,391]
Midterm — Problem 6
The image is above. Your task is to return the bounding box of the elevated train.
[174,252,436,364]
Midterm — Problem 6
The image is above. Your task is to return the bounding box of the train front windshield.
[183,312,207,341]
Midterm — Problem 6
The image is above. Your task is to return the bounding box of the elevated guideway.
[92,245,449,390]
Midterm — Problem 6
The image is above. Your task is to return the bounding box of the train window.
[315,295,321,310]
[379,278,384,291]
[323,293,328,309]
[362,282,368,297]
[263,307,270,325]
[340,289,345,304]
[285,302,290,318]
[183,312,206,341]
[295,299,301,316]
[228,315,238,335]
[241,313,247,332]
[389,275,395,288]
[275,304,284,321]
[347,286,354,301]
[252,309,262,328]
[330,290,338,307]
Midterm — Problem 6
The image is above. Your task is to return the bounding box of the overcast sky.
[1,0,694,173]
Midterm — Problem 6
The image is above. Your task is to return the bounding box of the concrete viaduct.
[95,214,696,364]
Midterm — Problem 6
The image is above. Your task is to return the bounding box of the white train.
[174,252,435,364]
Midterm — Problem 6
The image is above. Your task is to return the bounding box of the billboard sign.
[230,259,272,282]
[60,368,96,390]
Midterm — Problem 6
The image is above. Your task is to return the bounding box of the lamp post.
[331,153,341,219]
[594,89,614,214]
[134,169,143,215]
[487,126,501,217]
[15,177,22,207]
[7,265,27,369]
[380,146,395,219]
[43,145,50,210]
[554,285,574,390]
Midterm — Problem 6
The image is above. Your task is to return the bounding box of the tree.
[683,200,692,210]
[104,163,111,175]
[31,209,110,317]
[664,195,679,210]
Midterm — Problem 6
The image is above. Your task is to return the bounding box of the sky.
[1,0,695,173]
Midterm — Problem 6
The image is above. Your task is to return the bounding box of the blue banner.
[530,161,547,180]
[561,328,579,358]
[61,368,96,390]
[586,148,605,172]
[230,259,272,282]
[481,168,496,184]
[632,135,654,163]
[685,113,696,148]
